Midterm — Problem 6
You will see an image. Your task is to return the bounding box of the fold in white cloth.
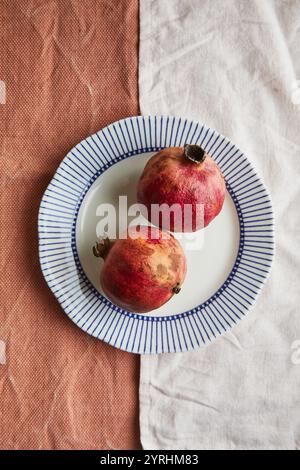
[139,0,300,450]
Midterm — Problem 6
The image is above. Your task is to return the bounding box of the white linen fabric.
[139,0,300,450]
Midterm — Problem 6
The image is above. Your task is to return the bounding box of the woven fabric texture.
[0,0,140,450]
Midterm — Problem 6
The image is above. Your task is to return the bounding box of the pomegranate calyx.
[93,237,113,260]
[172,284,181,294]
[184,144,206,164]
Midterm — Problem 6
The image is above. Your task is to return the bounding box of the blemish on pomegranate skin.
[157,264,168,276]
[168,253,180,272]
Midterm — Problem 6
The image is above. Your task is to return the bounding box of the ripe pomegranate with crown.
[93,225,186,313]
[137,144,226,232]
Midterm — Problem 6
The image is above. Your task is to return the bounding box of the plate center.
[76,152,240,317]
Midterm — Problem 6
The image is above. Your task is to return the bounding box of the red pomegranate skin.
[98,226,187,313]
[137,147,226,232]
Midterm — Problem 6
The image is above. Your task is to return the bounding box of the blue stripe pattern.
[38,116,274,354]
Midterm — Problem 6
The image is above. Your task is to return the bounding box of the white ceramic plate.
[38,116,274,354]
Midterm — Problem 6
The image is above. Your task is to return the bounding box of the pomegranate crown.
[93,237,113,260]
[184,144,206,164]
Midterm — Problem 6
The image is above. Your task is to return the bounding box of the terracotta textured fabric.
[0,0,140,449]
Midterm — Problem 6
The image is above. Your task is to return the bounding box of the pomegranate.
[93,225,186,313]
[137,144,226,232]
